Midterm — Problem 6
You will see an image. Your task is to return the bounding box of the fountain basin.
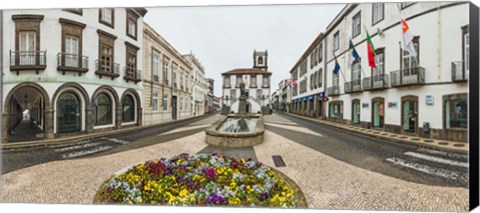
[205,114,265,147]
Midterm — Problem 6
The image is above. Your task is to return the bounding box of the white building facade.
[222,50,271,114]
[291,33,327,118]
[183,54,207,116]
[2,8,147,143]
[294,2,469,142]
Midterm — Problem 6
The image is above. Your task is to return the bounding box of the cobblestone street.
[0,113,469,211]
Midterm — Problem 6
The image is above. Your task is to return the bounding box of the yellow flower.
[179,189,189,197]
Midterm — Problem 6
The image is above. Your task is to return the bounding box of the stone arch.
[120,89,142,126]
[2,82,53,142]
[91,85,120,129]
[52,83,90,134]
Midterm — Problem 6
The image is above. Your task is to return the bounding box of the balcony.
[390,67,425,87]
[363,74,389,90]
[327,86,340,96]
[344,79,362,93]
[95,59,119,79]
[57,53,88,75]
[123,67,142,83]
[451,61,468,82]
[10,50,47,74]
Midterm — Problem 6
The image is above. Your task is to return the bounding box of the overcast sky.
[144,4,346,96]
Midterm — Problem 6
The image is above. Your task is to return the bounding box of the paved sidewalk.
[0,114,468,211]
[1,113,213,150]
[282,112,468,154]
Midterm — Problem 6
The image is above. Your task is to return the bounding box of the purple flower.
[209,194,226,204]
[259,192,270,202]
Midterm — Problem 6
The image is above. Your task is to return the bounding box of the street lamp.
[225,95,229,106]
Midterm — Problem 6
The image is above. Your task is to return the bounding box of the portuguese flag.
[366,29,376,68]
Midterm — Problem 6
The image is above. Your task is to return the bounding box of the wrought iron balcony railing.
[344,79,362,93]
[95,59,120,79]
[390,67,425,87]
[57,53,88,75]
[451,61,468,82]
[124,66,142,83]
[327,85,340,96]
[363,74,389,90]
[10,50,47,74]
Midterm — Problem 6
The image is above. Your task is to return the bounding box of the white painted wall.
[322,2,469,129]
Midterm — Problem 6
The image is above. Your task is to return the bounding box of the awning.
[303,97,307,102]
[309,95,314,101]
[318,92,325,97]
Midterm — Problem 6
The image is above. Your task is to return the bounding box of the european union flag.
[333,58,340,75]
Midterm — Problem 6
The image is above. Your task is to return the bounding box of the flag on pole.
[365,28,376,68]
[348,39,360,67]
[400,13,417,56]
[333,57,341,75]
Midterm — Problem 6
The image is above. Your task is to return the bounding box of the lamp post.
[225,95,229,107]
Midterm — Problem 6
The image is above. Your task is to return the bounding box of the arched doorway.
[57,92,81,134]
[3,83,51,142]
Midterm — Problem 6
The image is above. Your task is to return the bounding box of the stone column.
[44,107,55,139]
[2,113,8,143]
[115,106,122,129]
[85,106,93,133]
[137,107,143,126]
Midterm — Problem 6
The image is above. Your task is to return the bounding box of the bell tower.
[253,49,268,71]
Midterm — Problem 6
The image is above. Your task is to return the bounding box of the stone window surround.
[126,9,139,40]
[400,36,420,70]
[352,99,361,124]
[125,41,139,70]
[99,8,115,28]
[97,29,117,75]
[12,15,44,52]
[59,18,86,71]
[400,95,419,134]
[63,9,83,15]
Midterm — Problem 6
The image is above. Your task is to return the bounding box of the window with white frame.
[318,68,323,87]
[163,57,169,85]
[152,93,158,111]
[318,43,323,63]
[224,76,231,88]
[464,30,470,73]
[372,3,384,25]
[262,75,269,87]
[152,50,160,82]
[99,8,114,27]
[163,95,168,111]
[352,11,361,38]
[373,48,385,80]
[401,37,419,73]
[400,2,415,9]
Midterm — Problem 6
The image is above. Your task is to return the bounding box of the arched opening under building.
[5,85,48,142]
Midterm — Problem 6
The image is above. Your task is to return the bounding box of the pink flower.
[204,168,218,180]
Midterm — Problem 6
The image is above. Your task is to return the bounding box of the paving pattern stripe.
[416,148,468,160]
[265,123,324,137]
[61,145,113,159]
[385,157,463,181]
[48,140,93,148]
[102,137,130,145]
[158,124,211,136]
[403,152,469,168]
[54,142,103,152]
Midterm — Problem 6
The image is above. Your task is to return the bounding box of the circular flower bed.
[95,153,298,207]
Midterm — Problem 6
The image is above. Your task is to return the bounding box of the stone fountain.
[205,82,265,147]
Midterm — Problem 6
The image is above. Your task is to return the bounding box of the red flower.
[204,168,218,180]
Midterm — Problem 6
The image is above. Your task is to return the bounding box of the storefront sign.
[388,102,398,108]
[426,95,434,105]
[362,103,369,108]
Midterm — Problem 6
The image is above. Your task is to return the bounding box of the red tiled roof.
[221,68,272,75]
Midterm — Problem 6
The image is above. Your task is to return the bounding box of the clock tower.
[253,49,268,71]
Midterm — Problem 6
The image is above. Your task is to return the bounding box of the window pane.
[447,99,468,129]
